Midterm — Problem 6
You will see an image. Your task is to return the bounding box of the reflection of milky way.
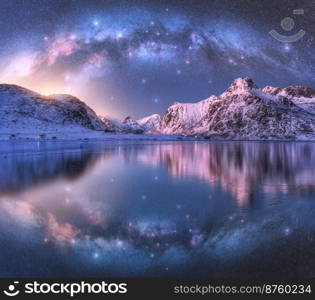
[1,141,315,277]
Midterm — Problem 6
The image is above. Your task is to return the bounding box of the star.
[65,186,72,192]
[116,240,123,247]
[284,44,291,52]
[116,32,123,39]
[228,58,237,65]
[284,227,291,236]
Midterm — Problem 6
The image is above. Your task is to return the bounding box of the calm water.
[1,140,315,278]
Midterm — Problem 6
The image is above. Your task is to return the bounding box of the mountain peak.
[0,83,110,132]
[155,77,315,139]
[262,85,315,98]
[137,114,161,131]
[227,77,257,93]
[122,116,137,123]
[0,83,39,97]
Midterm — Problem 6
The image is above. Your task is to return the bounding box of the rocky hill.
[153,78,315,140]
[0,84,113,135]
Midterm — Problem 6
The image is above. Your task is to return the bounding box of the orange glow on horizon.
[34,84,116,117]
[1,77,118,117]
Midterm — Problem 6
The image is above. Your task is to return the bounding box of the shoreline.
[1,131,315,143]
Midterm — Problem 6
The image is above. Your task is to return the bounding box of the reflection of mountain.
[0,143,106,194]
[2,141,315,277]
[136,142,315,206]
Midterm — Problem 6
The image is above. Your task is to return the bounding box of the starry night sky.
[0,0,314,118]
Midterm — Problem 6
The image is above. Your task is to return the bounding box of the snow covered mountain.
[100,114,161,133]
[153,78,315,140]
[121,116,144,133]
[262,85,315,114]
[150,98,214,135]
[0,84,113,136]
[2,80,315,141]
[99,116,143,133]
[137,114,161,131]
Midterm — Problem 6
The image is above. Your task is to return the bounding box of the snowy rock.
[152,97,215,135]
[262,85,315,98]
[137,114,161,131]
[99,115,159,133]
[99,116,119,132]
[153,78,315,140]
[0,84,114,134]
[262,85,315,114]
[121,116,144,133]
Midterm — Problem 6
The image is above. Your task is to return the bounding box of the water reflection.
[134,142,315,207]
[0,141,315,277]
[0,141,107,193]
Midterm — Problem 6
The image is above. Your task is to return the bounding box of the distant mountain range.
[101,114,161,134]
[0,84,157,137]
[1,78,315,140]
